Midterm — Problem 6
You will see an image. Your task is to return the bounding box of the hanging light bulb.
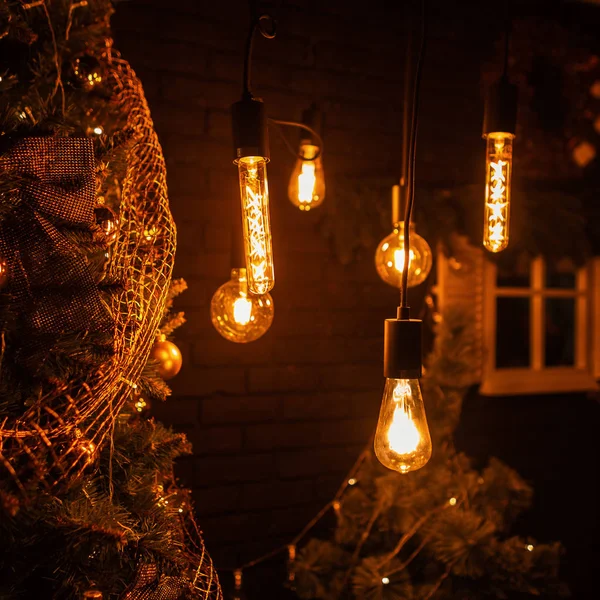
[483,132,513,252]
[288,142,325,211]
[374,313,431,474]
[288,105,325,211]
[374,186,432,288]
[211,267,274,343]
[482,49,517,253]
[232,97,275,295]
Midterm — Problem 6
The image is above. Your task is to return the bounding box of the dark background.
[112,1,600,598]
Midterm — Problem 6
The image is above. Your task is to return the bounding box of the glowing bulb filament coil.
[238,157,274,294]
[483,133,513,253]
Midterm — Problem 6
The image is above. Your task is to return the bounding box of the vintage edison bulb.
[237,157,275,294]
[374,222,432,288]
[288,143,325,211]
[483,132,513,253]
[211,268,274,343]
[374,378,432,473]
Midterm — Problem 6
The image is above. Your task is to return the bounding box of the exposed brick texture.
[112,0,488,576]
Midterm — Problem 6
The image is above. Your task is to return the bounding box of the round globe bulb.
[211,268,274,343]
[374,222,432,288]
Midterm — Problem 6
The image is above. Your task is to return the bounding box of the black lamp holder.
[483,75,517,137]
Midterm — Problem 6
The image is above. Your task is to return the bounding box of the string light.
[448,497,457,506]
[348,478,357,486]
[381,577,390,585]
[526,544,534,552]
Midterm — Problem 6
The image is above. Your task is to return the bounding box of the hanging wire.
[219,446,370,574]
[400,0,427,311]
[242,1,276,99]
[502,5,512,78]
[268,118,324,161]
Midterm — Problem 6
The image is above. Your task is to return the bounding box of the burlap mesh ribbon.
[0,137,113,370]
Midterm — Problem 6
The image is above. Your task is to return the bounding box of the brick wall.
[112,0,487,571]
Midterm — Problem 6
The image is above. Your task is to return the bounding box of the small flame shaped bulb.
[232,96,275,294]
[375,313,432,473]
[288,143,325,211]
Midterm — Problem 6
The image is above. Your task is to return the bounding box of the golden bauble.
[150,339,182,380]
[94,205,119,244]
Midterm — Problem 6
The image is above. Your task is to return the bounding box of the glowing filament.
[238,157,274,294]
[233,296,252,325]
[298,161,317,204]
[387,380,421,455]
[483,133,513,253]
[392,248,416,273]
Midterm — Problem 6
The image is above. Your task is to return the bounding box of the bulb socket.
[232,96,270,161]
[299,102,322,145]
[482,76,518,137]
[383,318,422,379]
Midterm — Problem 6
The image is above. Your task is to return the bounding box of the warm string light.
[237,157,274,294]
[483,132,513,252]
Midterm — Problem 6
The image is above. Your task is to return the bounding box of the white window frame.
[481,256,598,396]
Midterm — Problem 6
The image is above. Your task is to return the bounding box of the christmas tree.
[294,308,568,600]
[0,1,221,598]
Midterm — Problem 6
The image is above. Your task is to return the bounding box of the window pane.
[545,259,576,289]
[497,256,530,287]
[496,297,530,368]
[545,298,575,367]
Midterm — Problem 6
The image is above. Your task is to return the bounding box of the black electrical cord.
[400,0,427,314]
[268,118,324,161]
[242,6,276,99]
[502,8,511,78]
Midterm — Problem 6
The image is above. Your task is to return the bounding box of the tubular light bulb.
[211,267,274,343]
[288,144,325,211]
[237,157,275,294]
[483,132,513,253]
[374,222,432,288]
[374,378,432,473]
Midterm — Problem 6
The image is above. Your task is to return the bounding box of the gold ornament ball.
[0,258,8,289]
[94,205,119,244]
[150,339,182,380]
